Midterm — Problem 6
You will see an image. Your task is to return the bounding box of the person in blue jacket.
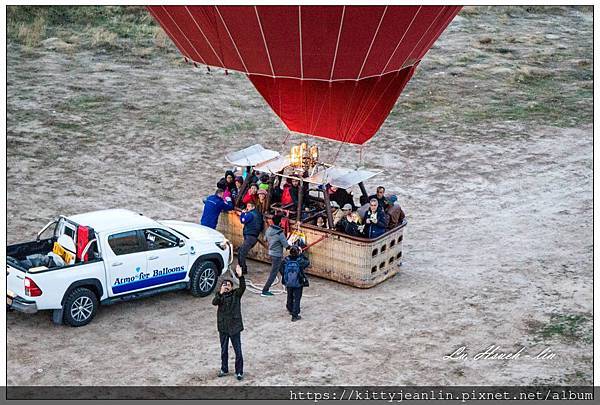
[201,188,234,229]
[362,198,387,238]
[238,201,263,274]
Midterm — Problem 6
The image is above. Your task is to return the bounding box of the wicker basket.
[217,211,406,288]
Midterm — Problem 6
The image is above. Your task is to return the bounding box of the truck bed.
[7,238,56,270]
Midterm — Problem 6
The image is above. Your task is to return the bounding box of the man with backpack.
[238,201,263,275]
[261,214,289,297]
[282,246,310,322]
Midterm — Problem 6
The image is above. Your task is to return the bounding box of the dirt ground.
[6,6,593,386]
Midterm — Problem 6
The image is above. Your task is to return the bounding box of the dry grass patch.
[16,15,47,47]
[153,26,171,50]
[90,27,118,49]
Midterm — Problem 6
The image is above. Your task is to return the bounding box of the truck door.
[105,230,148,295]
[141,228,188,288]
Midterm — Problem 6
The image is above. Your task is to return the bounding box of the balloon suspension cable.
[281,130,292,148]
[332,141,344,164]
[359,145,364,166]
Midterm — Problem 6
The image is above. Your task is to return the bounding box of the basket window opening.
[371,266,377,273]
[396,251,402,260]
[381,244,387,253]
[379,262,385,270]
[389,257,395,264]
[398,235,403,244]
[372,248,378,257]
[390,239,396,248]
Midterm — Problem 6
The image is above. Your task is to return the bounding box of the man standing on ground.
[201,188,234,229]
[213,264,245,381]
[261,214,289,297]
[282,246,310,322]
[238,201,263,274]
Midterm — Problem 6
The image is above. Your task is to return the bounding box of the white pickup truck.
[7,209,233,326]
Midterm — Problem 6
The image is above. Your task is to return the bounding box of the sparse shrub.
[515,66,553,83]
[460,6,482,15]
[16,15,47,47]
[90,27,118,49]
[153,27,171,50]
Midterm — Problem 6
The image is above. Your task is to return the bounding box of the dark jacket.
[212,276,246,335]
[336,216,361,236]
[290,183,309,208]
[363,207,387,238]
[329,187,356,210]
[201,194,234,229]
[240,208,263,237]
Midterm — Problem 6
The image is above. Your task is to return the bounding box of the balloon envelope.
[148,5,461,144]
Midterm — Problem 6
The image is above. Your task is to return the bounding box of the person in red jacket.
[242,183,258,207]
[280,179,294,207]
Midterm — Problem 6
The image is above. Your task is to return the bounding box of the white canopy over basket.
[225,144,280,167]
[304,167,381,189]
[227,144,380,188]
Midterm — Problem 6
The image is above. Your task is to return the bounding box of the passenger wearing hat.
[213,264,246,381]
[256,188,269,214]
[335,204,361,236]
[330,200,345,227]
[385,195,405,229]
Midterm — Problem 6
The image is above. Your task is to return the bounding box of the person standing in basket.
[363,198,387,238]
[261,214,289,297]
[238,201,263,275]
[213,264,245,381]
[282,246,310,322]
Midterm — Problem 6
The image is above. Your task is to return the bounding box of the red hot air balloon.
[147,6,461,145]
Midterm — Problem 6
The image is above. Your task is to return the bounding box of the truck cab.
[7,209,233,326]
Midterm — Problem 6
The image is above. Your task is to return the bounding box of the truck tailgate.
[7,264,26,302]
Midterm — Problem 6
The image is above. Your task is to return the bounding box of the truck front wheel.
[62,288,98,327]
[190,261,218,297]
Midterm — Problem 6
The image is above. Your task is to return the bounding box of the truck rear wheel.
[62,288,98,327]
[190,261,218,297]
